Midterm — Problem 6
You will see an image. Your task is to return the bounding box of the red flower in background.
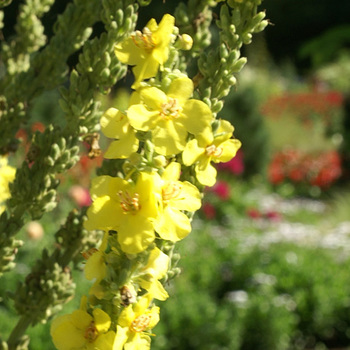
[246,208,262,219]
[217,149,244,175]
[268,149,342,189]
[309,151,342,188]
[209,180,231,200]
[202,202,216,220]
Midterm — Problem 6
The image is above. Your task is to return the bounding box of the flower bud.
[26,221,44,240]
[179,34,193,50]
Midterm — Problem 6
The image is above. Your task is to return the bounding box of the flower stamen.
[205,145,223,158]
[118,191,140,213]
[131,28,155,51]
[162,182,182,202]
[84,321,98,342]
[160,98,182,120]
[130,314,152,333]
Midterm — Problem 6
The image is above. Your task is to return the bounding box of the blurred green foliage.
[152,221,350,350]
[222,86,270,178]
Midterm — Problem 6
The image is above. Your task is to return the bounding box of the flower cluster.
[0,156,16,214]
[268,149,342,191]
[51,13,241,350]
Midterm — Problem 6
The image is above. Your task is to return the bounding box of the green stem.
[7,315,31,350]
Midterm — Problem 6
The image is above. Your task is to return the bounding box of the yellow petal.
[146,18,158,32]
[162,162,181,181]
[124,334,151,350]
[153,120,187,156]
[93,308,111,333]
[133,294,153,315]
[170,181,201,211]
[215,119,234,143]
[90,176,126,202]
[147,306,160,329]
[100,108,129,139]
[167,77,194,104]
[216,139,241,163]
[84,251,106,281]
[131,55,159,87]
[51,314,86,350]
[104,134,139,159]
[196,160,217,187]
[94,331,116,350]
[118,305,135,328]
[114,326,130,350]
[135,172,161,219]
[127,104,160,131]
[182,139,203,166]
[118,216,155,254]
[155,207,191,241]
[114,38,145,66]
[144,247,169,279]
[148,280,169,301]
[152,14,175,45]
[140,87,167,110]
[181,99,213,137]
[84,195,122,231]
[70,310,93,330]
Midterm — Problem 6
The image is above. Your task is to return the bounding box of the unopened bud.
[153,155,167,168]
[26,221,44,240]
[179,34,193,50]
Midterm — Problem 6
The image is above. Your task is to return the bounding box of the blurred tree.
[261,0,350,71]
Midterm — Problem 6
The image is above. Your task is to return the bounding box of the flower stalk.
[0,0,267,348]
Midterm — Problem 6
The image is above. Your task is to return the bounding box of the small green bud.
[220,43,229,58]
[124,17,134,32]
[100,67,110,80]
[212,100,224,114]
[115,9,124,26]
[227,75,237,86]
[102,52,111,67]
[70,70,79,88]
[232,57,247,72]
[242,32,252,44]
[251,11,266,27]
[43,201,57,212]
[129,152,143,166]
[254,19,269,33]
[59,150,70,163]
[50,143,61,161]
[44,156,55,167]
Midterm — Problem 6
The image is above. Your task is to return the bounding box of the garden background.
[1,0,350,349]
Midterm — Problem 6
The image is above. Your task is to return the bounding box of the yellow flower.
[114,294,159,350]
[127,77,213,156]
[50,307,115,350]
[84,172,160,254]
[155,162,201,241]
[136,247,169,301]
[0,156,16,214]
[115,14,175,88]
[183,120,241,187]
[100,108,139,159]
